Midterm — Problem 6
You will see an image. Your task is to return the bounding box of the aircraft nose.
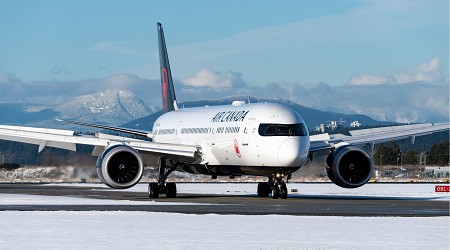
[277,138,306,166]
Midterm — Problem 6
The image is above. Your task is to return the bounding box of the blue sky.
[0,0,449,123]
[1,0,448,85]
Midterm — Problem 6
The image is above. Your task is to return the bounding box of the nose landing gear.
[272,181,288,199]
[257,173,289,199]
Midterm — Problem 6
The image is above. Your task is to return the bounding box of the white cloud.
[103,73,141,86]
[0,73,160,106]
[178,67,448,123]
[2,66,448,123]
[288,82,449,123]
[182,68,246,88]
[0,72,22,84]
[347,74,397,85]
[0,73,25,101]
[394,57,445,84]
[347,57,446,85]
[184,58,447,123]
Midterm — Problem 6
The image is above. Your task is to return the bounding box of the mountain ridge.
[0,89,156,130]
[122,95,392,132]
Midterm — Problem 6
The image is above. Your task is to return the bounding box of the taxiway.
[0,183,448,216]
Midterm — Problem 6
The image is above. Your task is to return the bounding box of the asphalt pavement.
[0,183,448,216]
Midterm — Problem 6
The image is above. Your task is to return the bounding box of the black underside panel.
[180,164,300,176]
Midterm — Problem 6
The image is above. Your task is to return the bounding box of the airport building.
[422,166,449,178]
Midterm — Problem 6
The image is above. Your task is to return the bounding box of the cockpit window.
[258,123,309,136]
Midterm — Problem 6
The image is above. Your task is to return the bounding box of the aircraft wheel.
[280,183,288,199]
[148,182,160,198]
[257,182,271,197]
[272,185,280,199]
[166,183,177,198]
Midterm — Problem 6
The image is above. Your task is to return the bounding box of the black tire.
[257,182,271,197]
[272,186,280,199]
[148,182,160,198]
[280,183,288,199]
[166,183,177,198]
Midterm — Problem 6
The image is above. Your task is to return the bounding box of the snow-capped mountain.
[0,89,157,130]
[56,89,156,125]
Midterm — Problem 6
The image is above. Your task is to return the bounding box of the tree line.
[374,141,449,166]
[0,140,95,167]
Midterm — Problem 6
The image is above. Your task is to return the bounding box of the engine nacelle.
[326,146,374,188]
[96,145,144,189]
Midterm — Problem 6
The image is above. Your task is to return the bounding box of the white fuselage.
[151,102,310,176]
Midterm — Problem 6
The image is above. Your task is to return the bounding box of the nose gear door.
[242,118,255,146]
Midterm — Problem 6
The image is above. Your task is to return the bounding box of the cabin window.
[157,129,176,135]
[258,123,308,136]
[215,127,240,134]
[181,127,209,134]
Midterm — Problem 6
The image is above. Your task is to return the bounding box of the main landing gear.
[257,173,289,199]
[148,158,178,198]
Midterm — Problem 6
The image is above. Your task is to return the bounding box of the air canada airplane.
[0,23,448,199]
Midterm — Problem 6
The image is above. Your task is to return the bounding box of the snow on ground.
[0,183,449,249]
[0,212,448,250]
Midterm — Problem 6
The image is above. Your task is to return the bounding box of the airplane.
[0,23,448,199]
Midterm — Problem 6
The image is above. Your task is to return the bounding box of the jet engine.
[326,146,374,188]
[96,145,144,189]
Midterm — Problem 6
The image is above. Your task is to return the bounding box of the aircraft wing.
[56,119,153,138]
[309,122,449,152]
[0,125,199,159]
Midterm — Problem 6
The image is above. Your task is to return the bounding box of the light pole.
[418,154,422,178]
[400,152,404,177]
[379,155,383,178]
[400,152,403,169]
[419,153,428,178]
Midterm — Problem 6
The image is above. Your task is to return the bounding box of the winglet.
[157,22,178,112]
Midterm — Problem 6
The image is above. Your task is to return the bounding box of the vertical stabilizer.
[157,22,178,112]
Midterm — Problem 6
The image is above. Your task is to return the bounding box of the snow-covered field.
[0,211,448,250]
[0,183,449,249]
